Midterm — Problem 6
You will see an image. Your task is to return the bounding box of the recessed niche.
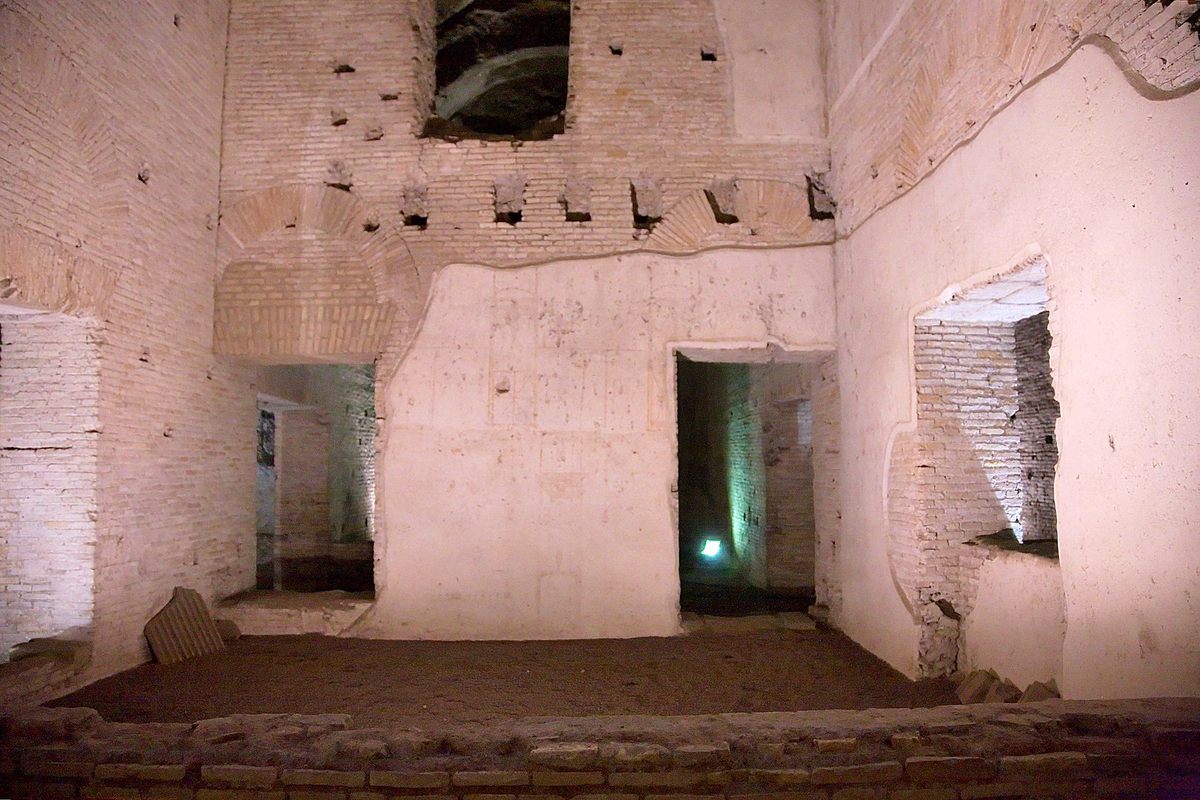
[561,178,592,223]
[630,177,663,231]
[494,174,526,226]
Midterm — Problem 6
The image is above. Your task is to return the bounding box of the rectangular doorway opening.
[255,364,376,595]
[675,351,837,618]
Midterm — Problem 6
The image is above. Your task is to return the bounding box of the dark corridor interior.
[675,355,815,617]
[255,365,377,594]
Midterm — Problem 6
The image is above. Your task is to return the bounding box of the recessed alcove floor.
[48,630,956,731]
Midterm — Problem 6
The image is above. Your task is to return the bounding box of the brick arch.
[643,179,833,254]
[215,186,426,362]
[0,6,126,317]
[0,229,117,317]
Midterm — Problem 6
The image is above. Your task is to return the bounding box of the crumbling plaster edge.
[878,243,1062,625]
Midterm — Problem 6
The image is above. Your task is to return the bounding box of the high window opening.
[675,351,838,617]
[425,0,570,140]
[254,364,377,594]
[0,310,100,660]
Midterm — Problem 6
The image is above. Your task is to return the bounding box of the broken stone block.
[402,183,428,217]
[144,586,226,664]
[806,173,835,220]
[493,173,526,223]
[1019,679,1061,702]
[494,173,526,218]
[705,177,739,224]
[561,178,591,222]
[630,175,663,229]
[955,669,999,704]
[214,618,241,643]
[984,678,1022,704]
[325,160,353,191]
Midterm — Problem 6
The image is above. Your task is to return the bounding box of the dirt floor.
[52,629,957,730]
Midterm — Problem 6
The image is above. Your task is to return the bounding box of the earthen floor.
[50,629,956,731]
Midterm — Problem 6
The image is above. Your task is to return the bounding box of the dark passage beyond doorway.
[675,355,820,616]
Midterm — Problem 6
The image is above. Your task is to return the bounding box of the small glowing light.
[700,539,722,558]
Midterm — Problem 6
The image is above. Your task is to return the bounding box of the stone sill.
[968,531,1058,561]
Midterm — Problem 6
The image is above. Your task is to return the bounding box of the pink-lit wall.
[831,44,1200,696]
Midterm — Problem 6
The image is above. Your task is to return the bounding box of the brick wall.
[0,314,100,658]
[218,0,829,278]
[276,409,331,563]
[3,700,1198,800]
[1,0,262,679]
[723,364,768,587]
[309,365,377,543]
[1015,312,1059,542]
[901,314,1061,675]
[907,321,1022,674]
[828,0,1200,234]
[763,368,815,592]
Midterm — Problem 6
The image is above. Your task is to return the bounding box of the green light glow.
[700,539,722,558]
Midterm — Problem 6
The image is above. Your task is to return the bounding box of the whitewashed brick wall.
[276,409,330,563]
[309,365,376,543]
[0,314,100,658]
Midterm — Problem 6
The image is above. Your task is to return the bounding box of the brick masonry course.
[1,700,1198,800]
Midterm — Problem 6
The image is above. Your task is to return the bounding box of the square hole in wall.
[423,0,570,140]
[912,258,1059,549]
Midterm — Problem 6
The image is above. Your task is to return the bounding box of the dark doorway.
[675,354,816,616]
[255,364,377,594]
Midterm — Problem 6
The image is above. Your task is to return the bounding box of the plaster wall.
[832,45,1200,696]
[962,550,1065,690]
[822,0,908,105]
[355,246,834,640]
[714,0,826,140]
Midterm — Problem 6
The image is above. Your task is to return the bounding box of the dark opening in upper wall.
[425,0,570,140]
